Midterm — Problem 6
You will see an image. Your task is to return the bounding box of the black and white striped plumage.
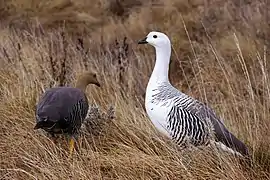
[138,31,249,157]
[35,87,89,137]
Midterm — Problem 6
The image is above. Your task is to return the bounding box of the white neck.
[149,45,171,83]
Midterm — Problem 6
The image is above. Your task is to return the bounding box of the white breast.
[145,83,172,137]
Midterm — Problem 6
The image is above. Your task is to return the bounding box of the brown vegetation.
[0,0,270,179]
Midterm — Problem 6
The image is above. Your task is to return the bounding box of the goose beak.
[138,37,148,44]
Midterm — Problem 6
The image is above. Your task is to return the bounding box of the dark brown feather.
[35,87,89,136]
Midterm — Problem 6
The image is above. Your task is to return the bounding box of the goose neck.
[150,46,171,83]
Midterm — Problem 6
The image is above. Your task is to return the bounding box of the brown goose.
[34,72,100,157]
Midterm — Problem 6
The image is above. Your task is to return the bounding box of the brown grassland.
[0,0,270,179]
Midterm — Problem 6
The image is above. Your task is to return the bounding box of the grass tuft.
[0,0,270,179]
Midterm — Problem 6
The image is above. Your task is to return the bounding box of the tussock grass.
[0,0,270,179]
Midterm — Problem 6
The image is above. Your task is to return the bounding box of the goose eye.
[153,35,157,38]
[93,74,96,78]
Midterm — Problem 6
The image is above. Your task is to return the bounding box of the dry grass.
[0,0,270,179]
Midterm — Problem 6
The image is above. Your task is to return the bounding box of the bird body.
[146,81,213,147]
[34,72,100,157]
[138,31,249,156]
[35,87,89,136]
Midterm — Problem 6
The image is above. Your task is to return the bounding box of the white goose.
[138,31,249,157]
